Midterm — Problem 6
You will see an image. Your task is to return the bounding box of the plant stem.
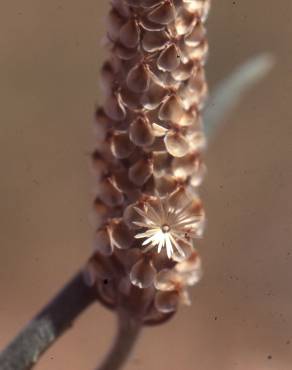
[0,271,96,370]
[97,310,141,370]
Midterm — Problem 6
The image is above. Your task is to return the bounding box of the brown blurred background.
[0,1,292,369]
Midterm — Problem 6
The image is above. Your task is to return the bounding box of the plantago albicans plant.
[0,1,274,369]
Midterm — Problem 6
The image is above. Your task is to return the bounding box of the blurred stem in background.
[0,54,273,370]
[204,54,275,140]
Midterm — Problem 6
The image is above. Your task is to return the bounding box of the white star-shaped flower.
[133,195,205,258]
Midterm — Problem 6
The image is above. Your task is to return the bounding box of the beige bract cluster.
[86,0,210,323]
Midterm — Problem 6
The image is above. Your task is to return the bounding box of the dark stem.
[96,310,141,370]
[0,271,96,370]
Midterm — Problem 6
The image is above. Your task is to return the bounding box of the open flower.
[134,191,205,258]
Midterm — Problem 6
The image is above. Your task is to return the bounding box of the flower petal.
[157,43,181,72]
[127,64,150,93]
[119,19,140,48]
[142,30,169,52]
[159,95,184,122]
[107,8,126,42]
[104,93,127,121]
[110,220,134,250]
[129,158,154,186]
[184,22,206,47]
[123,203,146,230]
[155,269,177,291]
[129,117,155,147]
[147,2,176,25]
[152,123,168,137]
[164,131,190,157]
[96,177,124,207]
[110,132,135,159]
[93,227,113,256]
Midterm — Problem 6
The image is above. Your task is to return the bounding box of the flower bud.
[129,158,154,186]
[127,64,151,93]
[164,131,190,157]
[129,117,155,147]
[97,177,124,207]
[155,290,179,313]
[110,132,135,159]
[119,19,140,48]
[104,93,127,121]
[109,220,134,250]
[130,258,157,289]
[142,30,169,52]
[93,227,113,256]
[159,95,184,122]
